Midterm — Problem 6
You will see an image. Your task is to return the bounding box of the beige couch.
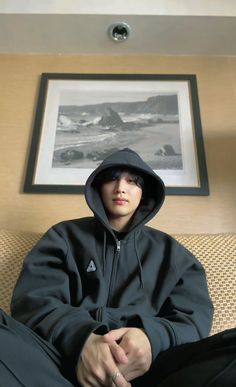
[0,229,235,335]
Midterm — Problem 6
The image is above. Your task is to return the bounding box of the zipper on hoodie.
[107,239,120,306]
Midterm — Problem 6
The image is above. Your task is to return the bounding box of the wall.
[0,54,235,234]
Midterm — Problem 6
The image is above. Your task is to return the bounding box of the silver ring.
[111,371,121,383]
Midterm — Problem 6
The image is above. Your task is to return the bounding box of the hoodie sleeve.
[133,241,214,361]
[11,227,108,368]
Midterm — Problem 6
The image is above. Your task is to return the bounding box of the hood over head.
[85,148,165,233]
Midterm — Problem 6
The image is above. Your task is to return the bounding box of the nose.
[115,178,126,193]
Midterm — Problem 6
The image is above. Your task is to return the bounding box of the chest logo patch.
[86,259,97,273]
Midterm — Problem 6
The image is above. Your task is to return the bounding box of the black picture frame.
[24,73,209,195]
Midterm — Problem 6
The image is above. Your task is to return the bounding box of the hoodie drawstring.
[102,230,107,275]
[134,233,144,289]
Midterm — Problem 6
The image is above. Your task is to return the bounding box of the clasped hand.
[77,327,152,386]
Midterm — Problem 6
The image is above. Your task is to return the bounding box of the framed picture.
[24,73,209,195]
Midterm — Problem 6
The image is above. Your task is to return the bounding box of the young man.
[0,148,235,386]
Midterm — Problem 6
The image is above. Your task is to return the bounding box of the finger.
[103,328,128,343]
[112,380,132,387]
[110,371,131,387]
[77,365,104,387]
[112,381,131,387]
[109,341,128,364]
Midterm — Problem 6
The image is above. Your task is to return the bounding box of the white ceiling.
[1,1,236,56]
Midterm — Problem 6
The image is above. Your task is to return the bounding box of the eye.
[127,177,136,184]
[105,176,117,183]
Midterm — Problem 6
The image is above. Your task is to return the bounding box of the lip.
[113,198,128,205]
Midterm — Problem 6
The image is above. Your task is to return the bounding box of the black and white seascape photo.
[24,74,209,195]
[53,90,182,171]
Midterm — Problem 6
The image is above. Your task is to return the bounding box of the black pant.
[134,327,236,387]
[0,309,75,387]
[0,309,235,386]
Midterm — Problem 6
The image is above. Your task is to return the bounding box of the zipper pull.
[116,240,121,252]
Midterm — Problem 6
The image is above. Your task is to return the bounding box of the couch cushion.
[174,233,236,335]
[0,229,41,315]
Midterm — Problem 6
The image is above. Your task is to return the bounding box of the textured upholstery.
[0,229,235,335]
[0,229,41,315]
[173,233,235,335]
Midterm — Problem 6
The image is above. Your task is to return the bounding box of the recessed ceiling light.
[108,22,131,42]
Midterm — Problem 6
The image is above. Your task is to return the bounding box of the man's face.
[100,171,143,231]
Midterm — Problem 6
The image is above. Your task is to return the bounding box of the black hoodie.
[11,148,213,377]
